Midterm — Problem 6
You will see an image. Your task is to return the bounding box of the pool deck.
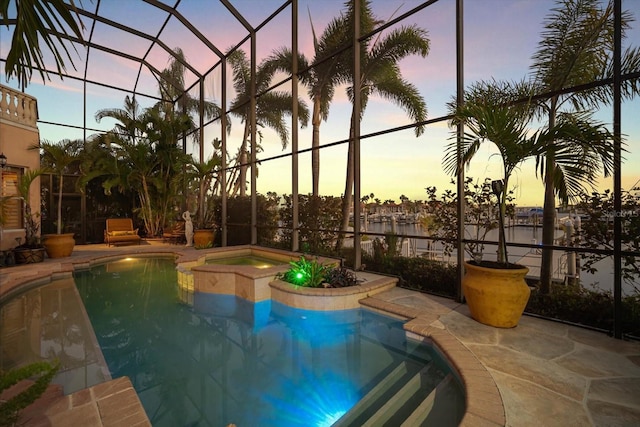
[1,240,639,427]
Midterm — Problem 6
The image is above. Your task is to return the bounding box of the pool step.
[401,373,460,426]
[334,360,453,427]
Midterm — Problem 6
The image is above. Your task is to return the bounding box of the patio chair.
[163,220,186,245]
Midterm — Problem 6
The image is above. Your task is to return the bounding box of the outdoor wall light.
[491,179,504,197]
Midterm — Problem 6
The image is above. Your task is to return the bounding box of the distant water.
[362,221,638,296]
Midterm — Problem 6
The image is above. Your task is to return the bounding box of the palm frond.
[371,71,427,136]
[2,0,84,87]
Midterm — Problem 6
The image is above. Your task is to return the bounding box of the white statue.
[183,211,194,247]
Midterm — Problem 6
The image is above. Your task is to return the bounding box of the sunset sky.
[1,0,639,207]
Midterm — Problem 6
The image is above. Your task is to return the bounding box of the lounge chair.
[104,218,141,247]
[163,220,186,245]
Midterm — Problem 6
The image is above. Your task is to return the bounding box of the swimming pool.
[1,256,465,426]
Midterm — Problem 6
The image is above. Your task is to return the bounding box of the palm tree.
[264,9,353,196]
[155,48,230,149]
[95,95,145,145]
[141,105,192,232]
[31,139,82,234]
[0,0,84,88]
[94,50,216,236]
[227,49,310,196]
[17,168,45,247]
[335,1,430,250]
[94,107,191,237]
[444,79,615,265]
[186,153,221,229]
[531,0,640,291]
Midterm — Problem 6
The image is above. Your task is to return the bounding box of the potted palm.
[13,169,46,264]
[187,152,220,248]
[445,80,614,327]
[30,139,82,258]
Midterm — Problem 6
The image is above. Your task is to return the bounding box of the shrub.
[0,361,59,427]
[324,266,361,288]
[360,251,458,297]
[214,193,280,246]
[526,284,640,337]
[279,194,342,256]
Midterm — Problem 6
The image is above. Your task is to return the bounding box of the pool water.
[28,257,461,426]
[204,255,283,268]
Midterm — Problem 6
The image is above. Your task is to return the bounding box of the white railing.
[361,239,411,257]
[0,84,38,128]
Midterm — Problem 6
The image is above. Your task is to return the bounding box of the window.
[1,168,23,230]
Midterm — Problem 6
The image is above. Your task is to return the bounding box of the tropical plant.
[530,0,640,291]
[155,48,229,147]
[186,145,221,229]
[94,95,145,145]
[95,103,192,237]
[445,79,615,265]
[0,360,60,427]
[277,256,359,288]
[30,139,82,235]
[278,256,330,288]
[424,177,514,260]
[16,169,46,247]
[92,48,225,237]
[323,266,361,288]
[335,0,430,250]
[0,0,84,88]
[278,194,342,255]
[227,48,310,196]
[97,117,191,237]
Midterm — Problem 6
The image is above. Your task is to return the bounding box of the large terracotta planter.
[462,260,531,328]
[42,233,75,258]
[14,247,46,264]
[193,229,215,248]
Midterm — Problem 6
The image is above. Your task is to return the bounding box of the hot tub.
[176,246,339,303]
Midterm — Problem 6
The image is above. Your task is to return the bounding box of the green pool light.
[295,272,304,280]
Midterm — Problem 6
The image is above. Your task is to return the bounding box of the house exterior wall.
[0,84,41,250]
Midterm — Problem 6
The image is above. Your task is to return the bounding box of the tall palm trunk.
[540,98,558,293]
[56,175,64,234]
[139,176,155,236]
[237,123,251,197]
[335,109,356,251]
[311,95,322,197]
[497,177,510,264]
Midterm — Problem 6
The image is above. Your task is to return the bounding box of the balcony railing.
[0,84,38,128]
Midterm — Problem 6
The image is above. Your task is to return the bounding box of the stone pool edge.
[0,246,506,427]
[360,297,506,426]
